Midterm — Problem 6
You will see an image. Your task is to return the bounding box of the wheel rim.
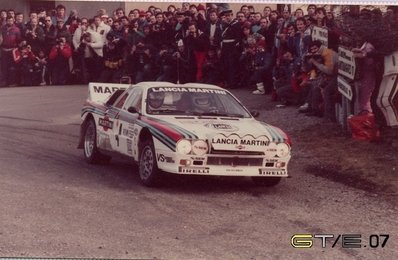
[84,122,95,158]
[140,146,154,180]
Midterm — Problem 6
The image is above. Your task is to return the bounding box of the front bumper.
[156,151,290,177]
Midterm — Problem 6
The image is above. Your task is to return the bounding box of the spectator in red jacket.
[12,40,36,86]
[48,36,72,85]
[1,16,21,86]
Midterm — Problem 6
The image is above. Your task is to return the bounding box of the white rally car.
[78,82,292,186]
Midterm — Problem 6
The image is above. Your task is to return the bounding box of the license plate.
[259,170,287,176]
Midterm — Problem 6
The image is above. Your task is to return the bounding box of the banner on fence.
[338,47,356,80]
[311,26,328,47]
[337,76,353,101]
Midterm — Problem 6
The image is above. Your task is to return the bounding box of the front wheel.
[251,177,282,187]
[139,138,161,186]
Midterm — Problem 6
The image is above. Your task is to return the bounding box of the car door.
[114,87,143,158]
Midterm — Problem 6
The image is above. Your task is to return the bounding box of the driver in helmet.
[147,91,165,112]
[192,93,212,113]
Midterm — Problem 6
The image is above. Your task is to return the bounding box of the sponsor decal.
[190,157,205,160]
[157,154,174,163]
[93,85,127,94]
[157,154,165,162]
[204,123,239,132]
[127,139,133,155]
[122,128,129,137]
[123,124,137,138]
[212,134,269,146]
[226,168,243,173]
[88,83,129,102]
[258,169,287,176]
[99,116,113,131]
[192,140,209,155]
[151,87,226,95]
[178,167,210,174]
[98,132,111,150]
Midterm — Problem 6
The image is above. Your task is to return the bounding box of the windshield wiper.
[152,109,187,114]
[194,111,245,118]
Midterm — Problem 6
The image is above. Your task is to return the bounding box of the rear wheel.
[139,138,161,186]
[251,177,282,187]
[83,118,111,164]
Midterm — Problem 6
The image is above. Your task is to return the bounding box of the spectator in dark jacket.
[43,15,57,55]
[99,35,124,83]
[204,9,222,48]
[184,22,209,81]
[24,17,45,54]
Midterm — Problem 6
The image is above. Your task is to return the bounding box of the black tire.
[251,177,282,187]
[139,138,161,186]
[83,118,111,164]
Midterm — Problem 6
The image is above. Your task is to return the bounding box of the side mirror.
[251,110,260,118]
[127,106,139,114]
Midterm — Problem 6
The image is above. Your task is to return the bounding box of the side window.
[123,88,143,112]
[114,93,129,109]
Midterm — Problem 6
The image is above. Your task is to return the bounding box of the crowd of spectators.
[1,3,397,123]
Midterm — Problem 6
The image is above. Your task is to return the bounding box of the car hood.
[145,116,289,152]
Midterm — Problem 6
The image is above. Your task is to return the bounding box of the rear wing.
[88,82,131,103]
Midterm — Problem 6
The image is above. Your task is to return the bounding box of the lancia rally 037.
[78,82,292,186]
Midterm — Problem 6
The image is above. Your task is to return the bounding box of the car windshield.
[145,87,252,118]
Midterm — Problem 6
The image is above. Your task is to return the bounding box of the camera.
[303,53,324,72]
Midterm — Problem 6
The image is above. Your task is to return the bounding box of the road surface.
[0,85,396,259]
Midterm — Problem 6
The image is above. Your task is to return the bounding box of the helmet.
[148,91,165,109]
[192,94,211,112]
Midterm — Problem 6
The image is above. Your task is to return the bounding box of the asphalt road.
[0,85,397,259]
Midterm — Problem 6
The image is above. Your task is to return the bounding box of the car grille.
[207,156,263,166]
[209,150,264,156]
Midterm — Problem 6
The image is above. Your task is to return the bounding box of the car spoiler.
[87,82,131,103]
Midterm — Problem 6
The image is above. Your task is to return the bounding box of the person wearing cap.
[137,10,148,31]
[101,14,109,23]
[220,9,242,89]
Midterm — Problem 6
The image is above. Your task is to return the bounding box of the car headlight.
[192,140,208,156]
[276,143,290,157]
[176,139,192,155]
